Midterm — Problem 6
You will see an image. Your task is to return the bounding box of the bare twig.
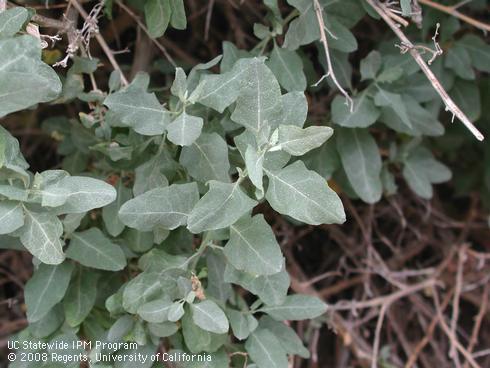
[301,270,341,287]
[365,0,484,141]
[0,0,7,12]
[312,0,353,111]
[371,303,388,368]
[70,0,129,85]
[328,278,437,311]
[418,0,490,34]
[405,289,455,368]
[473,349,490,359]
[432,287,482,368]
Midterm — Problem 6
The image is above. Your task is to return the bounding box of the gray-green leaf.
[277,125,333,156]
[104,81,170,135]
[267,45,306,92]
[67,228,127,271]
[360,50,381,81]
[20,209,65,265]
[42,176,117,214]
[258,294,327,320]
[402,146,451,199]
[224,263,290,306]
[145,0,171,38]
[227,309,258,340]
[246,329,288,368]
[259,316,310,358]
[224,214,283,276]
[102,180,132,237]
[63,267,99,327]
[280,92,307,127]
[180,133,230,183]
[171,67,187,100]
[169,0,187,29]
[25,262,74,322]
[458,34,490,73]
[0,200,24,234]
[450,79,481,122]
[336,128,382,203]
[374,89,412,128]
[122,272,163,313]
[137,297,173,323]
[167,112,203,146]
[168,301,185,322]
[332,92,380,128]
[0,8,29,39]
[196,58,251,113]
[245,145,265,193]
[133,150,172,196]
[231,58,283,138]
[0,35,61,118]
[191,300,229,334]
[119,183,199,231]
[206,250,232,302]
[187,181,257,233]
[264,161,345,225]
[445,45,475,80]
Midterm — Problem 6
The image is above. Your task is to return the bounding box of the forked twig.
[365,0,484,141]
[432,287,481,368]
[312,0,353,112]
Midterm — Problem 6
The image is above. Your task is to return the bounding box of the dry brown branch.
[365,0,484,141]
[327,278,437,311]
[405,289,454,368]
[312,0,353,111]
[418,0,490,33]
[450,246,468,365]
[70,0,129,85]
